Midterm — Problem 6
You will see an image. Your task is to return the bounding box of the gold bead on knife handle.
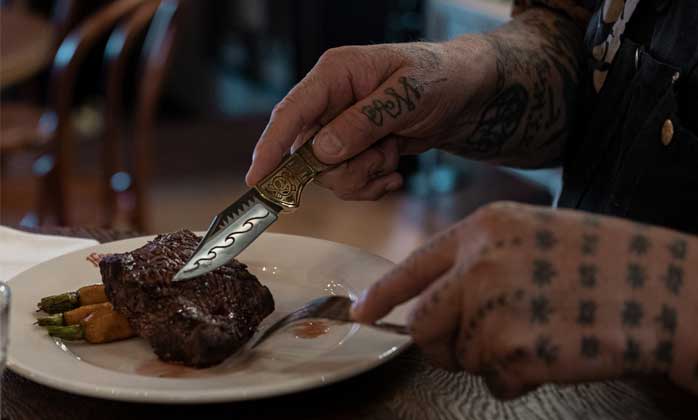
[255,140,335,211]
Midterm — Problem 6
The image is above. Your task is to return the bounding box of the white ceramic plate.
[7,232,411,403]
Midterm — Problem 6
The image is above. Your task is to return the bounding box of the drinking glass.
[0,282,10,414]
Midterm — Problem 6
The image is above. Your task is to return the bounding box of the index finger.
[350,225,459,323]
[245,77,331,186]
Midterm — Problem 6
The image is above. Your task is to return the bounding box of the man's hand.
[245,40,493,200]
[352,202,698,399]
[246,8,584,201]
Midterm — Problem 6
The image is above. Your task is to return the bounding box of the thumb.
[312,75,423,164]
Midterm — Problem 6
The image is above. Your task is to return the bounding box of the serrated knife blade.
[172,190,282,281]
[172,140,335,282]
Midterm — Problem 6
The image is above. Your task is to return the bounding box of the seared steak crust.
[100,230,274,367]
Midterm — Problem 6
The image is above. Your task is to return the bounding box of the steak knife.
[172,140,334,282]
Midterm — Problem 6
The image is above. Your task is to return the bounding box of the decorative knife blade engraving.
[173,141,335,282]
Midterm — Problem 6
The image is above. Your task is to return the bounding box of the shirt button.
[661,119,674,146]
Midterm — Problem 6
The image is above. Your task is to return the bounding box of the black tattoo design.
[535,229,557,251]
[654,340,673,365]
[455,84,529,158]
[581,336,600,358]
[462,292,512,343]
[655,305,677,334]
[627,263,646,289]
[579,264,598,288]
[668,239,687,260]
[518,14,582,153]
[520,56,555,149]
[624,337,641,364]
[531,295,553,324]
[581,234,599,255]
[622,301,644,327]
[361,77,421,126]
[514,289,526,301]
[535,335,559,366]
[577,300,596,325]
[511,237,523,246]
[663,264,684,295]
[532,259,557,287]
[441,12,582,165]
[629,234,651,255]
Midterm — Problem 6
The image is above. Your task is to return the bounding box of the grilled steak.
[99,230,274,367]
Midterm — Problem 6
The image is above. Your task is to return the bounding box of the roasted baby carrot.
[46,307,134,344]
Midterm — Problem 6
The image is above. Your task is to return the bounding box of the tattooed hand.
[245,39,490,200]
[246,8,584,200]
[351,202,698,399]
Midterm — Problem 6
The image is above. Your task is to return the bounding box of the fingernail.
[315,131,343,157]
[245,164,256,185]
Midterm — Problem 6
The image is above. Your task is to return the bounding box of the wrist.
[442,34,500,121]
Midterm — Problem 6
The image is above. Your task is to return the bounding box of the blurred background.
[0,0,558,262]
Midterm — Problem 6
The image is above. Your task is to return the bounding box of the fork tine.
[250,296,352,349]
[249,295,408,349]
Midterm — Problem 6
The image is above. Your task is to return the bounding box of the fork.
[250,295,409,348]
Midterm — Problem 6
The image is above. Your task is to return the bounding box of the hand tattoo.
[361,77,421,126]
[531,295,553,324]
[627,263,646,289]
[655,305,677,334]
[623,337,641,364]
[579,264,598,288]
[663,264,684,295]
[667,238,687,260]
[532,259,557,287]
[577,300,596,325]
[535,335,559,366]
[440,11,582,166]
[581,336,600,359]
[629,234,651,255]
[622,301,644,327]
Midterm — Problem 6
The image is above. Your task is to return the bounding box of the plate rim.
[6,232,412,404]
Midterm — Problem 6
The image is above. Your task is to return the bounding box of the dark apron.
[558,0,698,235]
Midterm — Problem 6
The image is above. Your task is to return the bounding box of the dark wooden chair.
[0,0,102,148]
[102,0,181,231]
[0,0,152,226]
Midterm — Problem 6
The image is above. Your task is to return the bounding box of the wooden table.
[3,227,698,420]
[0,8,53,88]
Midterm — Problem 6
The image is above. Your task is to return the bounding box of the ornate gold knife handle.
[255,140,335,211]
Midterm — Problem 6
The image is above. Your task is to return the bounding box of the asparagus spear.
[37,284,107,313]
[36,313,64,326]
[36,302,112,326]
[47,325,84,340]
[38,292,79,314]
